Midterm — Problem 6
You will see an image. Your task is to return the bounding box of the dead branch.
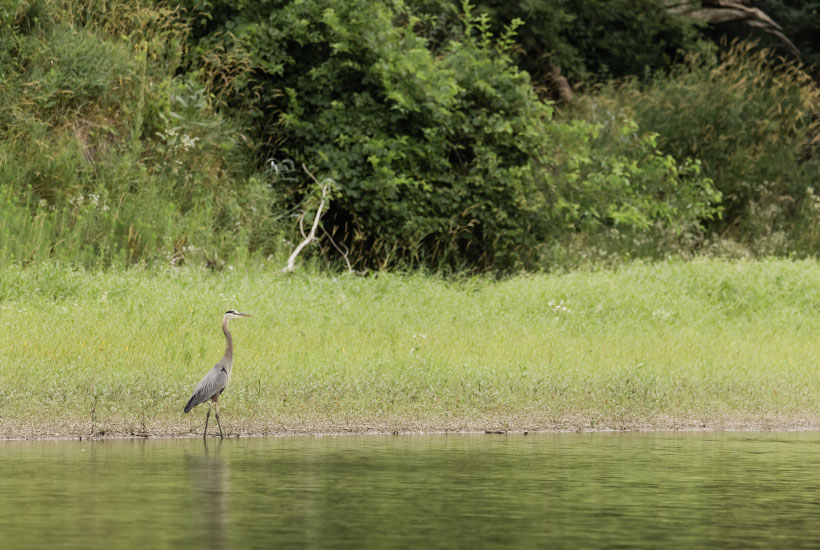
[283,165,332,273]
[320,225,358,274]
[664,0,800,59]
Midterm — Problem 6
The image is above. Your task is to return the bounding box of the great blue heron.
[184,310,252,438]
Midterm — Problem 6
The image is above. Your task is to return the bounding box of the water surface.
[1,432,819,549]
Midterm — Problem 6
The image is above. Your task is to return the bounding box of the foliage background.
[0,0,818,272]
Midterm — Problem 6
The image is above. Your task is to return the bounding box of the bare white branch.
[283,165,333,273]
[320,225,356,274]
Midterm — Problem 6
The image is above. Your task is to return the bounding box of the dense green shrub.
[409,0,702,86]
[182,0,718,270]
[185,0,549,269]
[0,0,745,271]
[579,41,820,253]
[548,119,720,235]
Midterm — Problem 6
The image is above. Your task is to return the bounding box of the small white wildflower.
[181,134,199,150]
[652,308,672,320]
[548,299,571,315]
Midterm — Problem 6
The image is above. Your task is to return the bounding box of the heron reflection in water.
[186,438,229,549]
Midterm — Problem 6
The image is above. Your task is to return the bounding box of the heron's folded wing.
[189,366,229,406]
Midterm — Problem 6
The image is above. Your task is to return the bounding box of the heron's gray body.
[184,310,251,438]
[183,361,230,413]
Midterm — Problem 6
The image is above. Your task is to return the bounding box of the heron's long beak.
[237,312,253,318]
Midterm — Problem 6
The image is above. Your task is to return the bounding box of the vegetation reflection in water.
[2,433,820,549]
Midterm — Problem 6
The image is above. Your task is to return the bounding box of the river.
[1,432,819,548]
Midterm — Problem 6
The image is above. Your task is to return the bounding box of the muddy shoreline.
[4,415,820,440]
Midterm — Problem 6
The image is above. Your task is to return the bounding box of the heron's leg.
[214,399,224,439]
[204,403,211,439]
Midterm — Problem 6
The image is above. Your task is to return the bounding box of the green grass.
[2,258,820,438]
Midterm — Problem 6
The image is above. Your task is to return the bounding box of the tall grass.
[2,259,820,437]
[0,1,286,269]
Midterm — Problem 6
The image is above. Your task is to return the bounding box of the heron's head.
[224,310,252,319]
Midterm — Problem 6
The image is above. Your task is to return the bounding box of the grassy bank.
[2,258,820,438]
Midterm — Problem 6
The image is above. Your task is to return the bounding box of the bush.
[585,41,820,245]
[0,0,724,271]
[183,0,719,271]
[547,119,720,235]
[409,0,702,86]
[185,0,546,269]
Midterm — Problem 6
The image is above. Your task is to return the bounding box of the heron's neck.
[221,316,233,366]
